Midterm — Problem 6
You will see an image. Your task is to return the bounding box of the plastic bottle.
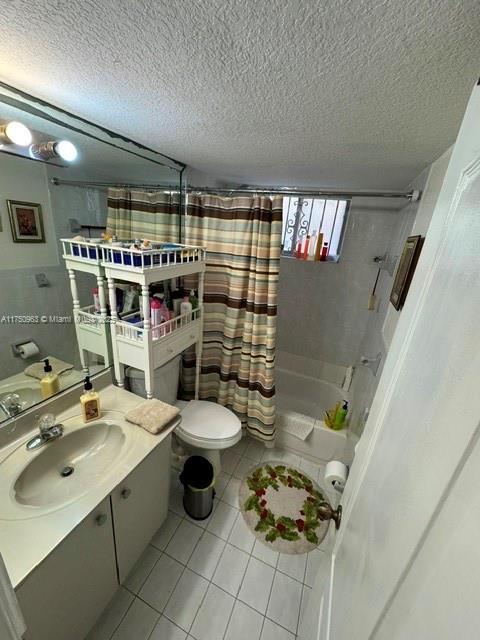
[308,232,317,260]
[92,287,100,313]
[80,376,101,423]
[189,289,199,310]
[150,296,162,339]
[320,241,329,262]
[40,358,60,399]
[333,401,348,430]
[314,232,324,261]
[180,295,193,325]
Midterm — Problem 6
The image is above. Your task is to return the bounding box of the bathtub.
[275,366,349,463]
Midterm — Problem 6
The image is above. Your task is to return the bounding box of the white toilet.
[125,356,242,475]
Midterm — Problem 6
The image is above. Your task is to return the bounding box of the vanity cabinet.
[112,433,171,582]
[16,497,117,640]
[15,435,171,640]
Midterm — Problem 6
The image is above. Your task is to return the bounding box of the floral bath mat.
[239,461,330,554]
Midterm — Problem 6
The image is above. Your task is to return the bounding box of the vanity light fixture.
[30,139,78,162]
[0,121,33,146]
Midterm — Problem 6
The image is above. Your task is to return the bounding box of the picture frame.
[390,234,424,310]
[7,200,45,243]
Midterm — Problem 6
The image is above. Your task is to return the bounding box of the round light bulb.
[55,140,78,162]
[5,121,32,146]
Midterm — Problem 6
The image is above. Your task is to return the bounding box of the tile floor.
[87,437,333,640]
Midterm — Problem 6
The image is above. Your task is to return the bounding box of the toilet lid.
[179,401,241,442]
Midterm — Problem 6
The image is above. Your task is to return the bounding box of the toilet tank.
[125,355,181,404]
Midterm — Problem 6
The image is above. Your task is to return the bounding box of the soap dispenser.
[40,358,60,399]
[80,376,101,423]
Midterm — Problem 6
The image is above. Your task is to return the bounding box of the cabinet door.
[16,497,117,640]
[112,436,171,582]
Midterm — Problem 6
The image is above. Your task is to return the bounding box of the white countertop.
[0,384,178,589]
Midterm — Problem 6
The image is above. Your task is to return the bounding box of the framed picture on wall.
[7,200,45,243]
[390,234,424,310]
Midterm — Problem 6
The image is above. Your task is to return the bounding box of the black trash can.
[180,456,215,520]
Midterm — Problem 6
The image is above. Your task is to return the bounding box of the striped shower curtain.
[106,188,180,241]
[182,194,282,443]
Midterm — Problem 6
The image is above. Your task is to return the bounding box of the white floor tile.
[277,551,307,582]
[222,476,241,508]
[300,458,322,482]
[165,519,203,564]
[224,600,264,640]
[244,440,265,461]
[187,531,226,580]
[151,511,183,550]
[281,451,301,467]
[169,485,186,516]
[139,554,184,612]
[150,615,187,640]
[221,450,241,474]
[214,471,231,498]
[266,571,302,633]
[230,437,249,456]
[190,583,235,640]
[163,569,209,632]
[111,598,159,640]
[305,548,324,587]
[300,585,312,625]
[212,543,249,596]
[227,511,256,553]
[260,618,295,640]
[233,456,257,479]
[123,545,161,594]
[206,501,238,540]
[238,557,275,614]
[252,540,279,568]
[261,447,284,462]
[86,587,134,640]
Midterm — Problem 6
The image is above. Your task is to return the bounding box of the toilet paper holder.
[11,339,39,358]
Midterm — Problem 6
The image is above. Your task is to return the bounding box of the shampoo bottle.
[180,295,193,325]
[333,400,348,430]
[80,376,100,423]
[40,358,60,399]
[150,296,162,339]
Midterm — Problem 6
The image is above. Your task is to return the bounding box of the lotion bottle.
[180,295,193,325]
[80,376,100,423]
[40,358,60,399]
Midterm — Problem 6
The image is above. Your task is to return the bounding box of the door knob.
[317,502,342,530]
[121,488,131,500]
[95,513,107,526]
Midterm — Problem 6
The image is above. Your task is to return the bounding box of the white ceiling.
[0,0,479,189]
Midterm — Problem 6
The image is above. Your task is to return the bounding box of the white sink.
[0,417,132,520]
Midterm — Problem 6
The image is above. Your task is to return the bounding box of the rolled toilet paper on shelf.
[324,460,348,488]
[18,342,40,359]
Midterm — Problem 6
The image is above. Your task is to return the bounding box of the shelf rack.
[100,241,206,399]
[61,239,112,372]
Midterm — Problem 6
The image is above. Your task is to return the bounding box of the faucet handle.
[34,413,56,433]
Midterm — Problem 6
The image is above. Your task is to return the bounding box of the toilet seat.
[177,400,242,450]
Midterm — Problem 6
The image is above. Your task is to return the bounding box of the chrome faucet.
[0,393,23,417]
[26,414,64,451]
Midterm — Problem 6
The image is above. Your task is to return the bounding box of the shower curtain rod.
[50,177,418,200]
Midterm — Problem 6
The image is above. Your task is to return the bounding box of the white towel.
[277,410,315,441]
[24,356,73,380]
[0,554,26,639]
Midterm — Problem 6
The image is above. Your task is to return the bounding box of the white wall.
[349,147,452,435]
[0,154,59,268]
[277,199,406,370]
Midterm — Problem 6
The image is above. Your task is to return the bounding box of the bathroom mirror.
[0,83,184,422]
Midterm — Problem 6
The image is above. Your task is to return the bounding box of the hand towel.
[24,356,74,380]
[0,553,26,639]
[125,399,180,434]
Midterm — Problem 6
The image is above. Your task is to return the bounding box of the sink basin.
[0,418,130,519]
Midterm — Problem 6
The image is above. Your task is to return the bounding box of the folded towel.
[125,399,180,434]
[24,356,74,380]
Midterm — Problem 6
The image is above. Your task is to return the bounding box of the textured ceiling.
[0,0,479,189]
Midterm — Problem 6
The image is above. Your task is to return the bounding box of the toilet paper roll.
[324,460,348,487]
[18,342,40,359]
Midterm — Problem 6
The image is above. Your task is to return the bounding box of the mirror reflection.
[0,90,182,422]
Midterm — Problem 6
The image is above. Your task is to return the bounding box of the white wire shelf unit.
[101,241,206,400]
[61,239,113,372]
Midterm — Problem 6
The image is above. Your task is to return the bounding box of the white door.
[302,80,480,640]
